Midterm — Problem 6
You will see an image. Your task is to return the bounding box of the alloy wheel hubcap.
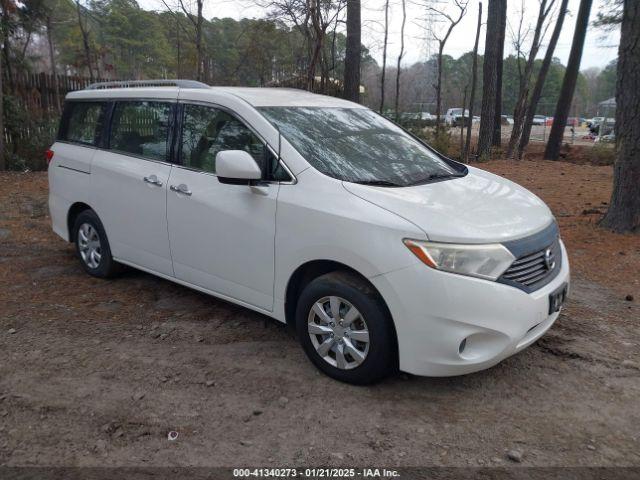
[307,296,370,370]
[78,223,102,269]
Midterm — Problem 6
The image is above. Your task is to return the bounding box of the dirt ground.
[0,159,639,469]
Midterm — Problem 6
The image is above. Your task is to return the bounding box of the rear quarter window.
[60,101,107,146]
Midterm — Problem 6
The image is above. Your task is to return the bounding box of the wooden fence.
[3,73,113,153]
[8,72,110,115]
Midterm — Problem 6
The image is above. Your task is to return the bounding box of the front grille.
[497,222,562,292]
[502,242,558,287]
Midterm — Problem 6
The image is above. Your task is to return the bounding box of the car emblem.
[544,248,555,271]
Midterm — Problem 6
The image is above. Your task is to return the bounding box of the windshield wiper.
[406,172,465,186]
[351,179,402,187]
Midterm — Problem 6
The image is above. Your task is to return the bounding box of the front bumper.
[371,240,570,376]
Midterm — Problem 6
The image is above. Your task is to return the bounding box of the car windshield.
[258,107,465,186]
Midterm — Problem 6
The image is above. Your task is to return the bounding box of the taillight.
[45,149,54,165]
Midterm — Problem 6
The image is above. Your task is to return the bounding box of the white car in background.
[47,80,569,384]
[444,108,470,127]
[532,115,547,126]
[587,116,605,127]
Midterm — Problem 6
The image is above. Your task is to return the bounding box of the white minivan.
[48,80,569,384]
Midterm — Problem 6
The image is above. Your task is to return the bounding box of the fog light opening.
[458,338,467,355]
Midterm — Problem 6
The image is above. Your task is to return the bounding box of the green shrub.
[3,95,59,171]
[420,127,453,157]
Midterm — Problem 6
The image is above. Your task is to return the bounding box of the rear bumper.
[371,240,570,376]
[49,191,71,241]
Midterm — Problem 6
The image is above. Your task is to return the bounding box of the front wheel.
[295,272,397,385]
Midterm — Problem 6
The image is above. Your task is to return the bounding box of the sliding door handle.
[170,184,192,196]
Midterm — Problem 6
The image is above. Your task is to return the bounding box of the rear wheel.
[73,210,120,278]
[296,272,397,384]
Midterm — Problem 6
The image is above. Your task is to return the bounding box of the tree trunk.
[329,17,339,84]
[46,15,61,114]
[344,0,361,102]
[394,0,406,120]
[319,36,329,94]
[600,0,640,233]
[196,0,204,82]
[518,0,569,159]
[76,0,94,82]
[544,0,593,160]
[431,3,467,133]
[307,33,323,91]
[307,0,325,92]
[435,42,444,133]
[1,0,14,91]
[506,0,549,159]
[477,0,501,158]
[0,27,4,171]
[492,0,507,147]
[460,86,467,158]
[176,15,181,78]
[379,0,389,114]
[464,1,482,162]
[19,30,31,64]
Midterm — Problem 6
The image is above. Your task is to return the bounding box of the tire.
[72,209,121,278]
[295,271,397,385]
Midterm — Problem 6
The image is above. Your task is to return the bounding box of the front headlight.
[403,239,516,281]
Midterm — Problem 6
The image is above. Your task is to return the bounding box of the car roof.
[66,86,364,109]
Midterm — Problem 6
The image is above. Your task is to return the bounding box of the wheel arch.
[284,260,397,341]
[67,202,93,242]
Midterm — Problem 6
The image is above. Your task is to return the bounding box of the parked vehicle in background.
[596,132,615,143]
[400,112,420,121]
[587,117,604,128]
[532,115,547,126]
[567,117,579,128]
[501,115,514,126]
[588,117,615,135]
[444,108,470,127]
[48,80,570,385]
[398,112,436,129]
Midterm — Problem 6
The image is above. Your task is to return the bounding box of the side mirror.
[215,150,262,185]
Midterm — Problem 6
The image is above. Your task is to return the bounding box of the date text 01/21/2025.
[232,468,400,478]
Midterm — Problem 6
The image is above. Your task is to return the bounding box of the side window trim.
[168,102,180,165]
[101,101,116,150]
[177,100,294,183]
[57,102,72,142]
[175,102,186,167]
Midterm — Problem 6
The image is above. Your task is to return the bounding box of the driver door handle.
[170,183,192,196]
[143,175,163,186]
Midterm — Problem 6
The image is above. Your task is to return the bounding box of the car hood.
[342,166,554,243]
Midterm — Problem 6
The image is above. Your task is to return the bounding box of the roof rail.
[86,79,210,90]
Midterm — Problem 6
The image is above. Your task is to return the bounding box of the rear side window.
[60,102,107,146]
[109,101,172,161]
